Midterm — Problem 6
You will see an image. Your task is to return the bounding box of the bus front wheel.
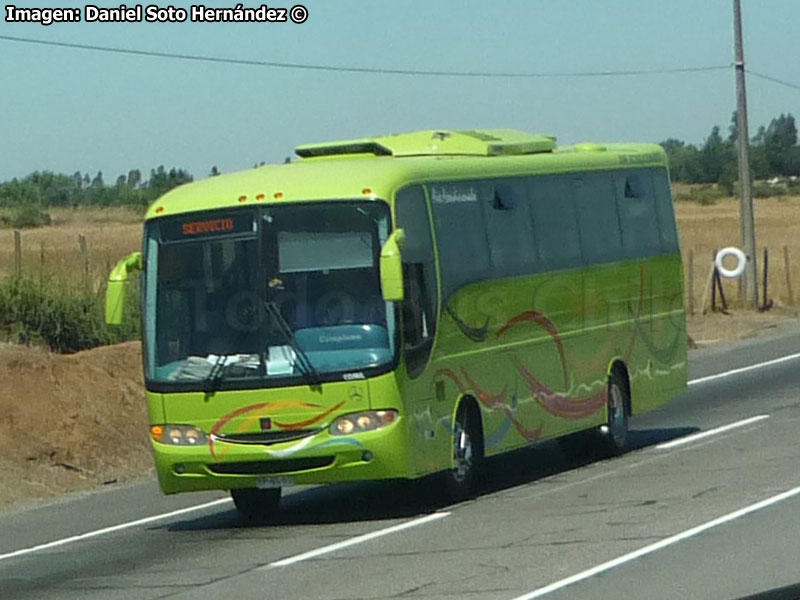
[231,487,281,520]
[443,402,483,502]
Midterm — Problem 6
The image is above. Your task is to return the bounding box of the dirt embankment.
[0,341,151,508]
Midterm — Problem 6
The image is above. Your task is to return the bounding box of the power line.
[746,69,800,92]
[0,34,732,79]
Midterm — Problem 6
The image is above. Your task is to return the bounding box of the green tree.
[26,171,76,206]
[127,169,141,188]
[661,138,704,183]
[764,113,798,176]
[0,179,43,207]
[699,126,735,184]
[145,166,193,201]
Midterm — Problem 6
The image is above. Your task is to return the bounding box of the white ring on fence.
[715,247,747,279]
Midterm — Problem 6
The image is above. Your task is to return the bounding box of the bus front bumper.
[153,420,410,495]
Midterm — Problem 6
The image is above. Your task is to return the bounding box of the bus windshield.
[142,201,395,388]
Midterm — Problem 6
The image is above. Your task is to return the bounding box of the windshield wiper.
[202,353,266,390]
[203,353,228,393]
[264,301,322,388]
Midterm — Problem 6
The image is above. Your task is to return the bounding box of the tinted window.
[651,168,680,254]
[528,176,582,270]
[429,181,490,297]
[573,173,623,264]
[395,185,438,377]
[482,179,537,275]
[615,171,661,258]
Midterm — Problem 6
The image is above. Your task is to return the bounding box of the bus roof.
[295,129,558,158]
[145,129,667,220]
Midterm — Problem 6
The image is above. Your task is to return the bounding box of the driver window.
[395,186,438,378]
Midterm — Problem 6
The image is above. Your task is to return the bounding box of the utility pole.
[734,0,758,309]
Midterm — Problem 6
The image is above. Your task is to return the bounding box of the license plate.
[255,476,295,489]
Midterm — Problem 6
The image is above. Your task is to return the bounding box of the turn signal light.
[151,424,207,446]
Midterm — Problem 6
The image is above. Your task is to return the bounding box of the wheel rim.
[608,382,626,445]
[452,420,473,482]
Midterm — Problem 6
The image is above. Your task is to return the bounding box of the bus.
[106,129,687,517]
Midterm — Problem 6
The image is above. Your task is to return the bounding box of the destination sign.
[160,211,256,242]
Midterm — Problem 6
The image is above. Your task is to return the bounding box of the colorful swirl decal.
[208,399,344,459]
[435,262,684,446]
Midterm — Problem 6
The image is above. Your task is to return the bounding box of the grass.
[674,184,725,205]
[0,207,143,352]
[0,274,140,352]
[0,207,143,290]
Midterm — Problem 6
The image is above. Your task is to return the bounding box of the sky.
[1,0,799,183]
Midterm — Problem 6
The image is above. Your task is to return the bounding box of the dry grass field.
[674,191,800,344]
[0,207,143,290]
[675,191,800,309]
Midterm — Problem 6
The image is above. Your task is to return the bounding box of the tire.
[231,487,281,520]
[558,370,629,459]
[602,370,629,456]
[442,403,483,502]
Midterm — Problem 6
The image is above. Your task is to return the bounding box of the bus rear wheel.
[231,487,281,520]
[443,403,482,502]
[558,370,629,459]
[602,370,629,455]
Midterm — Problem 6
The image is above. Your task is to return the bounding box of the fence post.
[13,230,21,278]
[39,241,45,285]
[687,249,695,316]
[711,249,718,312]
[785,246,794,306]
[761,247,770,311]
[78,234,89,291]
[700,253,716,315]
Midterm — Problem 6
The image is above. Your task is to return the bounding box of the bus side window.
[573,173,623,265]
[483,179,537,275]
[615,171,661,258]
[651,168,680,254]
[395,185,438,378]
[528,176,582,271]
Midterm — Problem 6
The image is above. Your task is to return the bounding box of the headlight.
[331,410,397,435]
[151,424,207,446]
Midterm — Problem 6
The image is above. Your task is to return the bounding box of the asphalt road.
[2,329,800,600]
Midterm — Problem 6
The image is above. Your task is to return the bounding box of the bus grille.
[212,429,321,446]
[208,457,334,475]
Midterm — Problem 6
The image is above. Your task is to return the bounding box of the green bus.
[106,129,687,517]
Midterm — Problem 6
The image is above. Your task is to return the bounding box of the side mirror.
[380,229,405,302]
[105,251,143,325]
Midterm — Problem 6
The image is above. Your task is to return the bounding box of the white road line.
[0,497,231,563]
[510,485,800,600]
[266,511,450,568]
[656,414,770,450]
[688,351,800,386]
